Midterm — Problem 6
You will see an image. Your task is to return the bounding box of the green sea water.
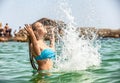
[0,38,120,83]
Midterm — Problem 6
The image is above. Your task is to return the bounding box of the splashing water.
[53,0,101,72]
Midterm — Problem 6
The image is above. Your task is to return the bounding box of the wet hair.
[32,18,57,30]
[35,18,56,26]
[31,22,37,31]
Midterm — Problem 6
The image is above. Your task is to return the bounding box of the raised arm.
[25,24,40,55]
[49,28,55,50]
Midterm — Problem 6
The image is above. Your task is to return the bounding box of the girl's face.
[34,22,47,35]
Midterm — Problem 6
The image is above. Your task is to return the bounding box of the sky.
[0,0,120,33]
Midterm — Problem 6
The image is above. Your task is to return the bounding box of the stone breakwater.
[12,27,120,42]
[79,27,120,38]
[0,18,120,42]
[0,27,120,42]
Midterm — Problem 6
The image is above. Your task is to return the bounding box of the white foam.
[53,0,101,72]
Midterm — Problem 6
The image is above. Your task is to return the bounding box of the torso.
[30,40,53,70]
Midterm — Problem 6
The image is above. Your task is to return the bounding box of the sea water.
[0,39,120,83]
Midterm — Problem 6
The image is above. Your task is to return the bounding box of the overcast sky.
[0,0,120,33]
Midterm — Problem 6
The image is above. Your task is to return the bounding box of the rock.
[0,37,8,42]
[13,28,28,42]
[77,27,120,38]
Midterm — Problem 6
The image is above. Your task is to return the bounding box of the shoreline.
[0,28,120,42]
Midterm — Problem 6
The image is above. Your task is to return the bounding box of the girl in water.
[25,21,55,72]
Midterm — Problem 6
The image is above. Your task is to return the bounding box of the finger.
[24,27,30,36]
[25,24,32,29]
[24,27,27,31]
[25,24,30,29]
[25,24,28,27]
[24,27,29,33]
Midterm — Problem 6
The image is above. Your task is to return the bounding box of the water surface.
[0,38,120,83]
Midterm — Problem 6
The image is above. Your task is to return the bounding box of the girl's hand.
[24,24,34,36]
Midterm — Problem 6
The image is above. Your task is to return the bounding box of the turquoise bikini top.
[35,49,55,60]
